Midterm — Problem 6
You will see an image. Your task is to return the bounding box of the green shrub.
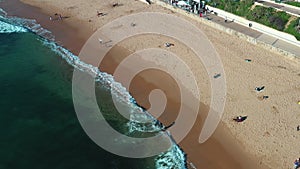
[207,0,254,16]
[284,18,300,40]
[207,0,299,40]
[245,6,290,31]
[285,1,300,7]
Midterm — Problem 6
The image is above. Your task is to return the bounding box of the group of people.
[49,13,63,21]
[167,0,209,16]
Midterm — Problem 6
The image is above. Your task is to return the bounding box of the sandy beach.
[2,0,300,168]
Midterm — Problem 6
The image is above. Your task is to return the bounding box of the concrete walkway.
[205,12,300,57]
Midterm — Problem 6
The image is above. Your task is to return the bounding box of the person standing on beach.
[58,14,62,20]
[294,159,300,169]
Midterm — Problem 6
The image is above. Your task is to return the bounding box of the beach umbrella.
[177,1,190,6]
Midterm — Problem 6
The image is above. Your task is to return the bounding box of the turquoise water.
[0,9,186,169]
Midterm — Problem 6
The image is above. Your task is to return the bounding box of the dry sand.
[3,0,300,168]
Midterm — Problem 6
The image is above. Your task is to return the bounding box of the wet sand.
[2,0,300,169]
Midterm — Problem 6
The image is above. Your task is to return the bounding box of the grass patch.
[285,1,300,7]
[284,18,300,40]
[207,0,254,16]
[245,6,291,31]
[207,0,300,40]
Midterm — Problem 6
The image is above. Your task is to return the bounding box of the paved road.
[257,0,300,16]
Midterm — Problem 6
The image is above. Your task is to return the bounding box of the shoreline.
[2,0,300,168]
[0,0,92,55]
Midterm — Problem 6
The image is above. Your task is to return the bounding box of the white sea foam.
[0,8,26,33]
[0,8,7,16]
[0,19,27,33]
[156,143,187,169]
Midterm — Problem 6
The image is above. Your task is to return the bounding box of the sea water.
[0,8,186,169]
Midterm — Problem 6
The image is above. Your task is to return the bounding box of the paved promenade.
[205,10,300,57]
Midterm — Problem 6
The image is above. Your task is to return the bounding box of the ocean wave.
[156,144,186,169]
[0,20,27,33]
[0,9,26,33]
[0,7,7,16]
[0,8,187,169]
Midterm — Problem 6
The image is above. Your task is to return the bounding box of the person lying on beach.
[233,116,247,122]
[131,23,136,27]
[113,3,119,7]
[97,11,107,17]
[165,42,174,47]
[255,86,265,92]
[112,3,123,7]
[213,73,221,79]
[262,95,269,99]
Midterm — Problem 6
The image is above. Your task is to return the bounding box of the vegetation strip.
[207,0,300,40]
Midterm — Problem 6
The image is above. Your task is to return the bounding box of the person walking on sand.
[58,14,63,20]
